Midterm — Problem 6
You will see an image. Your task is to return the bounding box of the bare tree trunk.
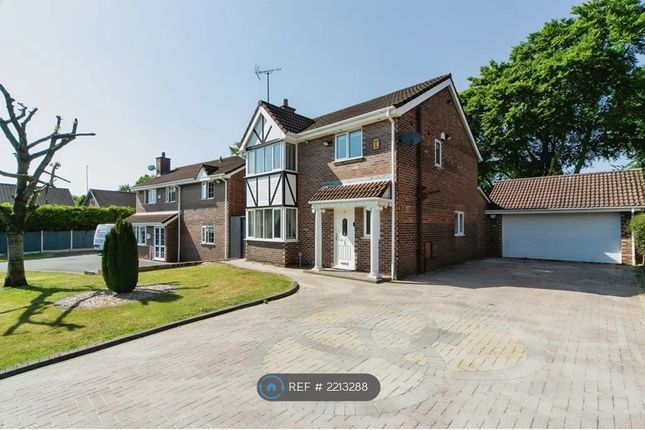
[4,230,27,287]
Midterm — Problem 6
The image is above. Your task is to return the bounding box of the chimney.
[281,98,296,113]
[156,152,171,175]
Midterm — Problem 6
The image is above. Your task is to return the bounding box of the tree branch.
[0,84,23,149]
[29,132,95,160]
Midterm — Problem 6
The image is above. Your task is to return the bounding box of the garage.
[501,212,622,264]
[487,170,645,266]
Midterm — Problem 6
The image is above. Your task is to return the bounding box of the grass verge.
[0,263,291,370]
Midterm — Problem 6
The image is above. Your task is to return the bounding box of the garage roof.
[489,169,645,210]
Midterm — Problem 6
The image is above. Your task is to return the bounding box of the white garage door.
[502,213,622,264]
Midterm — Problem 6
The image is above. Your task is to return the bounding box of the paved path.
[0,253,163,273]
[1,258,644,428]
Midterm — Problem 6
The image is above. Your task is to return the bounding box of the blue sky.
[0,0,620,195]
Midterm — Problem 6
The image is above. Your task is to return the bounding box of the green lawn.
[0,263,292,370]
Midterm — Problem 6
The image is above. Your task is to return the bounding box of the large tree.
[461,0,645,188]
[0,84,95,287]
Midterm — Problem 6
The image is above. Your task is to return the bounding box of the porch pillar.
[313,207,322,271]
[369,206,381,280]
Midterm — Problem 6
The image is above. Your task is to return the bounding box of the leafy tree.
[74,194,86,206]
[629,213,645,264]
[118,184,131,192]
[101,218,139,293]
[230,141,241,156]
[0,83,94,287]
[135,174,153,186]
[461,0,645,189]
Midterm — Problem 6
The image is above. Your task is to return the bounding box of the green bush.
[629,213,645,263]
[101,219,139,293]
[0,204,134,231]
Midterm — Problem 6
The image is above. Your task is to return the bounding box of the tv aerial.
[255,65,281,102]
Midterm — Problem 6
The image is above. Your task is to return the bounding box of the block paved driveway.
[1,258,644,428]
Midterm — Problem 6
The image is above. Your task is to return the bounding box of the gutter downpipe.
[387,110,397,280]
[632,208,636,266]
[177,185,181,262]
[224,178,229,260]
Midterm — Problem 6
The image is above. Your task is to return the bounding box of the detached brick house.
[487,169,645,265]
[238,74,489,280]
[126,153,246,262]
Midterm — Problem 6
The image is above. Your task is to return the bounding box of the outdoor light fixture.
[322,140,330,147]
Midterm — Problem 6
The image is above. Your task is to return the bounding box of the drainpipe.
[415,107,423,274]
[387,111,397,280]
[177,185,181,262]
[632,208,636,266]
[224,178,229,259]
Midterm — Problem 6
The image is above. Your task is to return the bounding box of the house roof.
[489,169,645,210]
[255,74,452,134]
[87,189,135,208]
[309,181,391,202]
[124,211,178,225]
[137,156,245,187]
[0,183,75,206]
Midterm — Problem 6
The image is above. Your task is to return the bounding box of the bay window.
[246,207,297,241]
[246,141,296,175]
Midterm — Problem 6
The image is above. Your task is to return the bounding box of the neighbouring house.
[126,152,246,263]
[238,74,489,280]
[84,189,136,208]
[486,169,645,265]
[0,183,75,206]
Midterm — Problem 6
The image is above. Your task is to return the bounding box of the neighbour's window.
[201,181,215,199]
[144,189,157,204]
[201,225,214,244]
[364,208,372,238]
[435,139,442,167]
[134,226,146,245]
[166,186,176,203]
[455,211,465,236]
[335,129,363,161]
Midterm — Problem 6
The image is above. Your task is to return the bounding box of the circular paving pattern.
[248,304,544,416]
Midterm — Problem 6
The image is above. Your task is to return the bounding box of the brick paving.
[1,258,644,428]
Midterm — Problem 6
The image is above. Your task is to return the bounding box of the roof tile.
[310,181,391,202]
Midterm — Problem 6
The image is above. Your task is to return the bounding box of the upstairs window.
[201,181,215,200]
[247,141,288,175]
[435,139,443,167]
[455,211,465,236]
[144,189,157,204]
[335,129,362,161]
[166,186,176,203]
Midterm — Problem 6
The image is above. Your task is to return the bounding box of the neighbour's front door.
[153,226,166,261]
[334,208,355,270]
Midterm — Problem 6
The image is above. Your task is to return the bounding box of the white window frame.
[362,207,380,239]
[144,189,157,205]
[134,225,146,245]
[435,139,443,168]
[165,186,176,203]
[201,181,215,200]
[246,207,298,242]
[246,141,295,177]
[334,128,363,161]
[201,225,215,245]
[455,211,465,236]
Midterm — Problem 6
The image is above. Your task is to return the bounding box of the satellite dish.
[400,132,422,146]
[147,165,156,171]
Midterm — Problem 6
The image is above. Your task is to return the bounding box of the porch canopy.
[308,180,391,280]
[124,211,178,226]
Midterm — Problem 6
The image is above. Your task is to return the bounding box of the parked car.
[93,224,115,252]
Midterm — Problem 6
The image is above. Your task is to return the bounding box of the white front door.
[153,226,166,261]
[334,208,355,270]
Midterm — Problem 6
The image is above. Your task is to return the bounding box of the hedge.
[0,204,135,231]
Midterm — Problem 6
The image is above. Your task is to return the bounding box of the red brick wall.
[394,87,488,278]
[179,182,226,262]
[135,188,178,213]
[227,170,246,217]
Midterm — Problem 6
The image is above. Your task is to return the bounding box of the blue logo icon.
[257,374,285,401]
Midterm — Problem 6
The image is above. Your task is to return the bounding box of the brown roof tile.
[124,211,177,225]
[87,189,135,208]
[309,181,391,202]
[0,183,75,206]
[138,156,245,187]
[255,74,451,134]
[489,169,645,210]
